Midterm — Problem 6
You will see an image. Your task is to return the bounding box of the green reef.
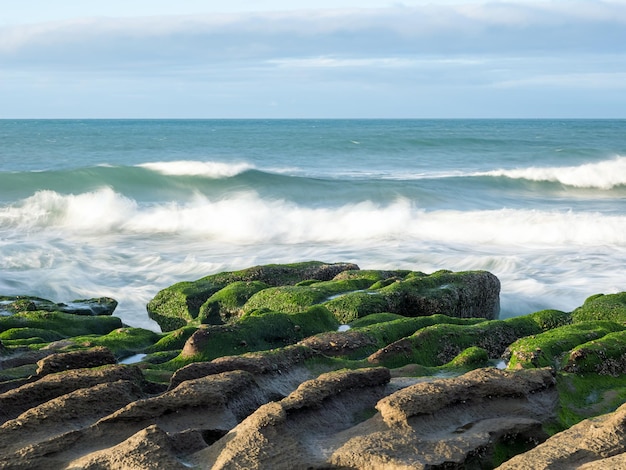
[2,261,626,440]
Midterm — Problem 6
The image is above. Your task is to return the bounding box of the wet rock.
[497,400,626,469]
[177,305,338,361]
[298,329,378,357]
[67,424,189,470]
[169,344,317,389]
[35,346,117,376]
[0,364,144,424]
[0,380,144,457]
[0,296,117,316]
[147,261,358,331]
[193,367,391,469]
[376,367,555,426]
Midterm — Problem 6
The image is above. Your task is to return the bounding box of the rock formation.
[1,262,626,468]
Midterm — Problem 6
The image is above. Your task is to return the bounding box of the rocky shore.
[1,261,626,469]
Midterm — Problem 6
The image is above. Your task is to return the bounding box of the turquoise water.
[1,119,625,330]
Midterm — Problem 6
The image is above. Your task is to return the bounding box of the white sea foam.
[137,160,255,178]
[0,191,615,247]
[2,188,625,248]
[481,156,626,189]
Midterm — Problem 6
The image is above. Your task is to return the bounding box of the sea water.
[1,119,624,330]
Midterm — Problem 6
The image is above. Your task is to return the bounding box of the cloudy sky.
[2,0,626,118]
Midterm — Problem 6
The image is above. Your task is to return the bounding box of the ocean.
[1,119,624,331]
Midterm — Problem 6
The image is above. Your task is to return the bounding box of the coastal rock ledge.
[1,261,626,469]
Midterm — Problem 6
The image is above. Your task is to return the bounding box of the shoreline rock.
[1,261,625,468]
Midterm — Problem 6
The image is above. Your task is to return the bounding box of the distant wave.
[137,160,256,178]
[2,188,625,247]
[479,156,626,189]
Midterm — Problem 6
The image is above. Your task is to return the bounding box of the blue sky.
[1,0,626,118]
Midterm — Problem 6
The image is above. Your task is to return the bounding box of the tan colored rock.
[35,346,116,376]
[67,424,188,470]
[497,401,626,469]
[169,344,316,389]
[0,380,143,456]
[0,364,144,424]
[193,367,392,469]
[377,367,555,427]
[100,370,261,434]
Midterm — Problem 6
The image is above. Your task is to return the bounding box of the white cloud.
[1,2,625,66]
[2,1,626,118]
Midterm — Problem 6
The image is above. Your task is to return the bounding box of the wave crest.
[137,160,255,178]
[2,188,625,247]
[482,156,626,189]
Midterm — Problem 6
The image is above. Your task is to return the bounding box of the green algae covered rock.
[198,281,269,324]
[366,312,554,369]
[0,310,123,339]
[448,346,491,368]
[243,285,331,314]
[239,269,500,324]
[0,296,118,316]
[562,330,626,376]
[506,321,626,370]
[168,305,339,364]
[571,292,626,323]
[69,327,161,359]
[147,263,499,331]
[324,269,501,323]
[147,261,358,331]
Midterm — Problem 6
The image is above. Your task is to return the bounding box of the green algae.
[163,305,340,367]
[0,311,123,339]
[562,330,626,376]
[69,327,161,359]
[324,291,390,324]
[353,314,488,359]
[571,292,626,323]
[348,313,406,328]
[147,261,356,331]
[242,286,330,314]
[447,346,491,368]
[146,325,197,353]
[368,314,548,370]
[554,372,626,432]
[506,321,625,370]
[0,327,65,343]
[198,280,269,324]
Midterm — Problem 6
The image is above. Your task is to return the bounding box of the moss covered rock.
[172,305,340,364]
[147,261,358,331]
[0,296,117,316]
[562,330,626,376]
[0,311,123,339]
[506,321,626,370]
[70,327,161,359]
[367,313,551,369]
[571,292,626,323]
[198,281,269,324]
[324,270,500,323]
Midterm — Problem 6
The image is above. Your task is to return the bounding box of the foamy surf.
[2,188,624,247]
[137,160,255,178]
[480,156,626,189]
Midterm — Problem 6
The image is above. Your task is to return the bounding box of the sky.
[1,0,626,118]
